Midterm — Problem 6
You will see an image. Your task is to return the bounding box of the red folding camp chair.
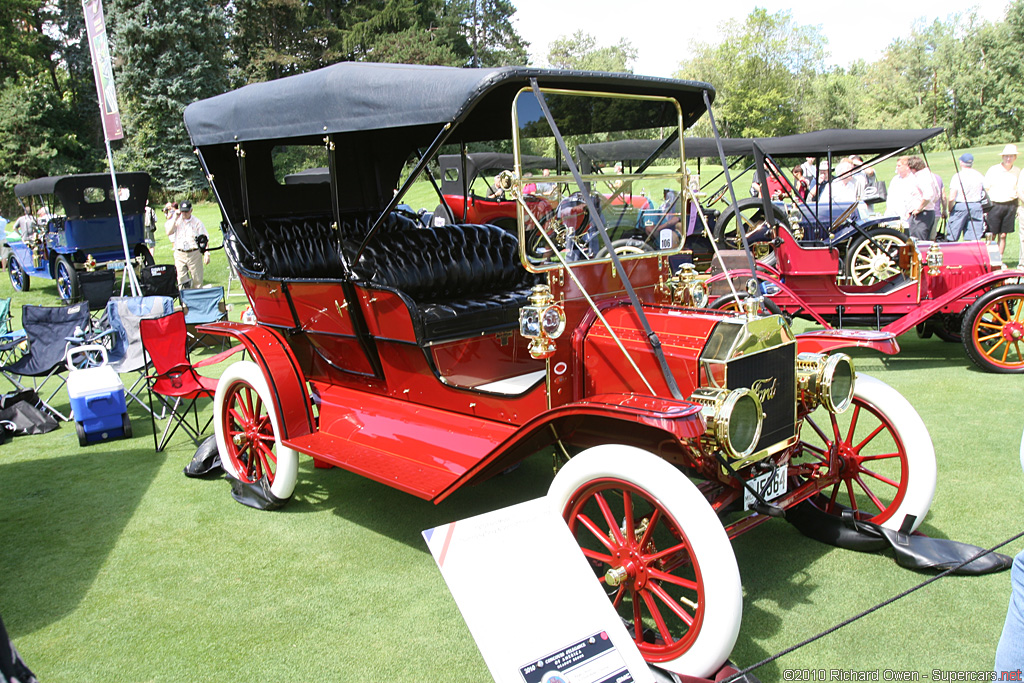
[139,310,237,452]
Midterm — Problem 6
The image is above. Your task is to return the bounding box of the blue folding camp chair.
[0,298,25,366]
[179,286,228,351]
[0,303,91,420]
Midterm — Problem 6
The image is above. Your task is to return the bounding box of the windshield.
[512,89,688,271]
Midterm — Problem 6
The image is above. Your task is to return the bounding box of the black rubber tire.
[76,421,87,447]
[844,227,908,286]
[595,238,655,259]
[713,198,789,249]
[8,257,30,292]
[933,313,963,343]
[122,413,132,439]
[55,255,79,302]
[960,284,1024,373]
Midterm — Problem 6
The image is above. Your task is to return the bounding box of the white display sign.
[423,497,653,683]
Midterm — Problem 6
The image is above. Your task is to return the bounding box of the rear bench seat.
[229,212,417,278]
[228,213,538,343]
[350,223,539,342]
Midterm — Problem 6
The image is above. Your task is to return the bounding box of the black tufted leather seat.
[233,212,418,279]
[351,224,539,342]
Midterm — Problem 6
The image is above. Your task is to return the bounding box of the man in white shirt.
[164,200,210,287]
[984,144,1020,256]
[946,153,986,241]
[894,156,936,240]
[815,160,868,221]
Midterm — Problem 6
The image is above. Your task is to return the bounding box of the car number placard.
[743,465,788,510]
[519,631,632,683]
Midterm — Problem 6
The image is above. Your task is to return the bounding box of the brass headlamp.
[689,386,764,459]
[664,262,709,308]
[926,242,943,275]
[519,284,566,359]
[796,352,855,413]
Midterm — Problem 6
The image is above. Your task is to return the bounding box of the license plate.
[106,261,126,271]
[743,464,787,510]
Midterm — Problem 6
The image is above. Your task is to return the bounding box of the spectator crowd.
[784,144,1024,260]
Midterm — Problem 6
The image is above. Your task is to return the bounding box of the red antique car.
[184,63,937,677]
[706,225,1024,373]
[431,152,558,232]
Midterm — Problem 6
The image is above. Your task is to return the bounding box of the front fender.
[434,393,705,503]
[196,321,314,439]
[796,328,900,355]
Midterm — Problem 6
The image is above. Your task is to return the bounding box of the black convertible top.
[14,172,151,219]
[183,62,714,147]
[577,128,944,169]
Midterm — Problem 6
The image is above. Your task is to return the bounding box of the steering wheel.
[707,185,729,205]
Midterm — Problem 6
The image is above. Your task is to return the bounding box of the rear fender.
[434,393,705,503]
[196,321,314,439]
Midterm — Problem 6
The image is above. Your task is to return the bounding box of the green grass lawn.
[1,201,1023,681]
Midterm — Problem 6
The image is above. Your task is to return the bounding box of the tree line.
[2,1,1022,216]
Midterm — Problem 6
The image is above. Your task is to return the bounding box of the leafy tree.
[108,0,231,192]
[546,31,636,72]
[369,27,461,65]
[0,76,92,216]
[676,8,826,138]
[231,0,311,84]
[439,0,528,67]
[0,0,52,83]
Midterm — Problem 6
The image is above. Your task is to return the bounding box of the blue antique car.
[8,173,154,300]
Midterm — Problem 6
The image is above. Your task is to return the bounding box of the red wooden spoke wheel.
[222,380,278,484]
[214,361,299,501]
[548,446,741,676]
[796,374,935,532]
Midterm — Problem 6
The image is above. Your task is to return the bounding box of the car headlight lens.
[797,352,855,413]
[689,387,764,459]
[689,281,709,308]
[540,304,565,339]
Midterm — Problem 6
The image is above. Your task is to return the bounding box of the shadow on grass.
[283,452,555,550]
[849,333,967,373]
[0,445,164,636]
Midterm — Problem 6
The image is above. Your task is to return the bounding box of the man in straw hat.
[984,144,1020,256]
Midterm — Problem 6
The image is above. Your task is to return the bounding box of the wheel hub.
[607,546,648,589]
[835,441,860,475]
[867,252,892,278]
[1002,321,1024,342]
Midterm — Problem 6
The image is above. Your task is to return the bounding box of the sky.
[509,0,1009,78]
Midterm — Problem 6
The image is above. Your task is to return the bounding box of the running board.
[284,386,517,501]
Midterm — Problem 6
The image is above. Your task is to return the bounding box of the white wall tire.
[547,445,742,677]
[799,373,936,532]
[214,361,299,502]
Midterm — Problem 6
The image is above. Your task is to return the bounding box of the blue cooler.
[66,345,131,446]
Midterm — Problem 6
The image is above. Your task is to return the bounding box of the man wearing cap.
[984,144,1020,256]
[164,200,210,287]
[947,153,986,242]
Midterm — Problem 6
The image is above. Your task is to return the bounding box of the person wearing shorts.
[984,144,1020,256]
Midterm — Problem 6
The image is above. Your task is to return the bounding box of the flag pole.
[84,0,141,296]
